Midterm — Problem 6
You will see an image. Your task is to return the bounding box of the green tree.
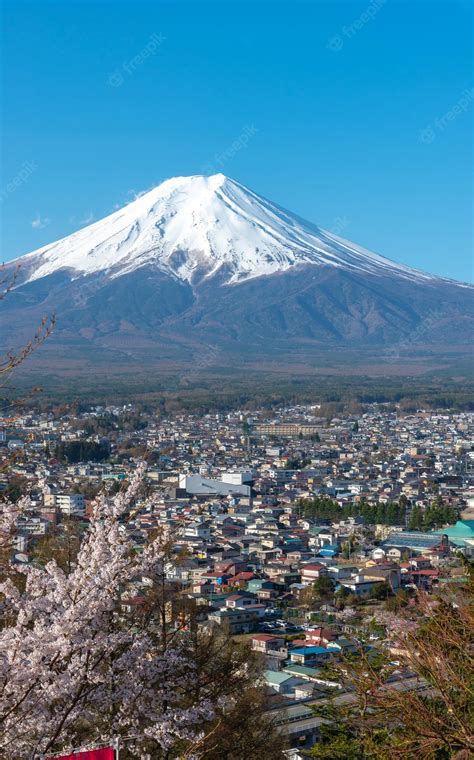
[55,439,110,463]
[311,719,363,759]
[397,502,406,526]
[300,496,343,521]
[408,505,423,531]
[385,502,398,525]
[369,581,389,601]
[313,575,336,601]
[385,589,409,612]
[422,496,457,530]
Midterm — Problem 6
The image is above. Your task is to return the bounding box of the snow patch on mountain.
[15,174,442,288]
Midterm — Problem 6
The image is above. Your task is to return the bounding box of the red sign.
[48,749,115,760]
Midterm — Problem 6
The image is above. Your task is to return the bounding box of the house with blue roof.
[289,646,332,666]
[318,544,339,557]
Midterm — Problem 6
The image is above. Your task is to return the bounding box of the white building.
[44,493,85,516]
[179,474,251,497]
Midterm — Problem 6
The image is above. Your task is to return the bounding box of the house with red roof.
[300,562,329,584]
[304,626,336,646]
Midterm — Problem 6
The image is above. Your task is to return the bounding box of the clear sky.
[1,0,473,282]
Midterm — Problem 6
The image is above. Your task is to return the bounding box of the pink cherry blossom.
[0,466,213,759]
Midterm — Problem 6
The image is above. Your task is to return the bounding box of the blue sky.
[1,0,473,282]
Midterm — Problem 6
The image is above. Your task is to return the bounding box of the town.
[2,399,472,754]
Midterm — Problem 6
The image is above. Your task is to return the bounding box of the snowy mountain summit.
[6,174,472,377]
[18,174,435,287]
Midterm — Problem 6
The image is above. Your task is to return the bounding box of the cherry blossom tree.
[0,466,214,759]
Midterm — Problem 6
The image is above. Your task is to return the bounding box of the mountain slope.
[4,174,473,378]
[14,174,444,287]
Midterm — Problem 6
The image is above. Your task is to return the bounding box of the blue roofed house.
[289,646,332,666]
[318,544,339,557]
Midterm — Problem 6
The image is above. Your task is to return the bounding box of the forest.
[298,494,457,530]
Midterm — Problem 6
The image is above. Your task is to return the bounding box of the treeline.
[54,440,110,463]
[299,494,457,530]
[408,497,457,530]
[298,495,407,526]
[9,374,474,414]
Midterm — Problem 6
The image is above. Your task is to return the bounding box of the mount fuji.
[3,174,473,379]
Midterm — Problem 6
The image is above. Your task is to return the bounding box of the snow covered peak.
[16,174,437,287]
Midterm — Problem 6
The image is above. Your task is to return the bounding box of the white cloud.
[31,213,51,229]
